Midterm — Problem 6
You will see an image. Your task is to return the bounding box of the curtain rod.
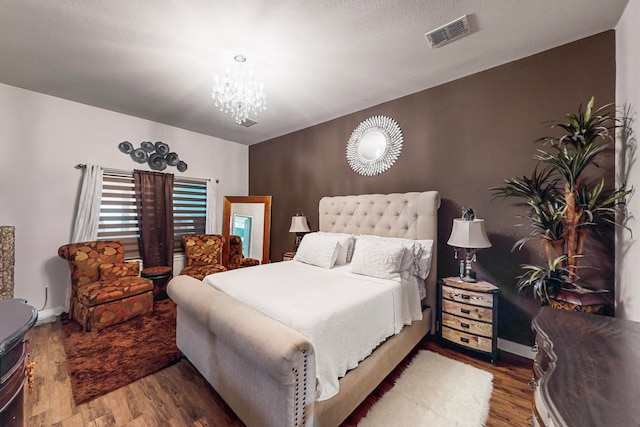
[74,164,219,184]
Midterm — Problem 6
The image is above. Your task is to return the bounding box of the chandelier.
[212,54,266,124]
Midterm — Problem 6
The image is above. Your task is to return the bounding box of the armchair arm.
[240,258,261,268]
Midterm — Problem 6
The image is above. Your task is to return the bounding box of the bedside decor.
[118,140,188,172]
[447,208,491,283]
[492,97,631,312]
[289,214,310,251]
[346,115,403,176]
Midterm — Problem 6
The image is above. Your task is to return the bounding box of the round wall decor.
[346,115,403,176]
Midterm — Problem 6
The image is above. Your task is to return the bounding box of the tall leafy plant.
[492,97,631,301]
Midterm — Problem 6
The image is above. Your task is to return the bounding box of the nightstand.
[438,277,499,365]
[282,251,295,261]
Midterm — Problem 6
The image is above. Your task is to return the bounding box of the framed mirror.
[223,196,272,264]
[346,115,403,176]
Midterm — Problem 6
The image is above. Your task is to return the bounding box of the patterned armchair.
[180,234,227,280]
[58,240,153,332]
[227,235,260,270]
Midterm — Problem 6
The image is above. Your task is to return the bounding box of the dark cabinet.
[0,300,38,427]
[532,307,640,426]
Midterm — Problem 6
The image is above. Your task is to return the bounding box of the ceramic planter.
[547,288,611,314]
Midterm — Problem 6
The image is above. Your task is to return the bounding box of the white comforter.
[203,261,422,401]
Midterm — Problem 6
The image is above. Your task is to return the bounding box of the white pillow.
[356,235,434,279]
[414,239,434,279]
[350,237,406,280]
[294,233,340,269]
[317,232,355,265]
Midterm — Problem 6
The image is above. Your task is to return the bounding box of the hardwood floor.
[24,319,533,426]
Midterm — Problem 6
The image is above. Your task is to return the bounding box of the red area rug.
[61,299,182,404]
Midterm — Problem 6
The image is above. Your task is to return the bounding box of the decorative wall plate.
[117,140,188,172]
[346,115,403,176]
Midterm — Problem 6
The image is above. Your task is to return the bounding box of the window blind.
[97,169,207,258]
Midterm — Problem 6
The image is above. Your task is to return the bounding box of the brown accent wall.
[249,31,616,345]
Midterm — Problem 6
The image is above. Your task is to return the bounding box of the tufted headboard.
[318,191,440,334]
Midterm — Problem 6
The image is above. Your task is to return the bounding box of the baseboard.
[36,306,64,325]
[497,338,535,360]
[173,253,185,274]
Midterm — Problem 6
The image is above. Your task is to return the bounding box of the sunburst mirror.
[346,115,403,176]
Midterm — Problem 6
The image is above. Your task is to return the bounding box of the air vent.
[425,15,470,48]
[237,118,258,128]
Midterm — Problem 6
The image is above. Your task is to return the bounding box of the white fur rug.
[358,350,493,427]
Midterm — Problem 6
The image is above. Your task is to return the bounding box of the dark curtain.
[134,170,174,268]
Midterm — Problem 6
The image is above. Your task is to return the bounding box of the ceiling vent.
[237,118,258,128]
[425,15,470,48]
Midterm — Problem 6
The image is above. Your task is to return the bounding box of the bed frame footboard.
[168,275,316,427]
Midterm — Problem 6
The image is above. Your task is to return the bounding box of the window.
[97,169,208,258]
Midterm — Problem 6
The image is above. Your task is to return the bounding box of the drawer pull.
[461,294,470,300]
[460,308,470,314]
[460,322,470,329]
[460,337,470,343]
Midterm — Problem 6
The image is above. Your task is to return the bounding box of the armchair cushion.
[239,258,260,268]
[180,264,227,281]
[77,276,153,307]
[99,261,140,280]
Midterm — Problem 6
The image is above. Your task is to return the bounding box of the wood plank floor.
[24,319,533,426]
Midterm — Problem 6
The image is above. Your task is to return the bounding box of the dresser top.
[533,307,640,427]
[0,299,38,356]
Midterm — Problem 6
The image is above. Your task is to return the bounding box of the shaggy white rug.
[358,350,493,427]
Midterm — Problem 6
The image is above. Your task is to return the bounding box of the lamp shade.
[289,216,310,233]
[447,219,491,249]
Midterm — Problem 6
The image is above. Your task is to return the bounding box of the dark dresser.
[531,307,640,427]
[0,300,38,427]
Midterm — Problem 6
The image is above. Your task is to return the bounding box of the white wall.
[616,0,640,321]
[0,83,248,319]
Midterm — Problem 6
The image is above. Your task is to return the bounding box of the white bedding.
[203,260,422,400]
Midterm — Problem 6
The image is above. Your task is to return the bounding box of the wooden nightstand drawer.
[441,326,492,353]
[441,312,493,338]
[442,284,494,308]
[441,299,493,322]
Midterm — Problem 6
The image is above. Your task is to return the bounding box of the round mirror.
[346,115,403,176]
[358,130,386,161]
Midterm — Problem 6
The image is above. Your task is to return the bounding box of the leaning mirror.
[222,196,272,264]
[346,115,403,176]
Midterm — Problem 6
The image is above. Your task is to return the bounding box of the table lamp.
[447,208,491,282]
[289,214,310,251]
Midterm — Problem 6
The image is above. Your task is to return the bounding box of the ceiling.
[0,1,629,146]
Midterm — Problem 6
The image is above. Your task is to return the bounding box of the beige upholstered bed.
[167,191,440,427]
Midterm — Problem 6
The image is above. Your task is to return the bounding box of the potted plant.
[492,97,631,313]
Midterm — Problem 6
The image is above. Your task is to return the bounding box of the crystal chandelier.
[212,54,266,124]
